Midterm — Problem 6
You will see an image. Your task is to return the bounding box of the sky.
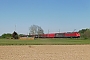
[0,0,90,35]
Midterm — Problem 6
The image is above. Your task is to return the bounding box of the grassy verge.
[0,38,90,45]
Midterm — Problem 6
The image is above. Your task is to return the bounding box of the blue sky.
[0,0,90,35]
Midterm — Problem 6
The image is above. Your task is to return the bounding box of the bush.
[1,33,12,39]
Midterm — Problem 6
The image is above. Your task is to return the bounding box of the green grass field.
[0,38,90,45]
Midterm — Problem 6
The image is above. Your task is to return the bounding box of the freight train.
[31,32,80,38]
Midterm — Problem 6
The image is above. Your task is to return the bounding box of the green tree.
[12,31,19,39]
[79,28,90,39]
[83,30,90,39]
[79,29,89,33]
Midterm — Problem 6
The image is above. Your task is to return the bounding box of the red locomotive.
[34,32,80,38]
